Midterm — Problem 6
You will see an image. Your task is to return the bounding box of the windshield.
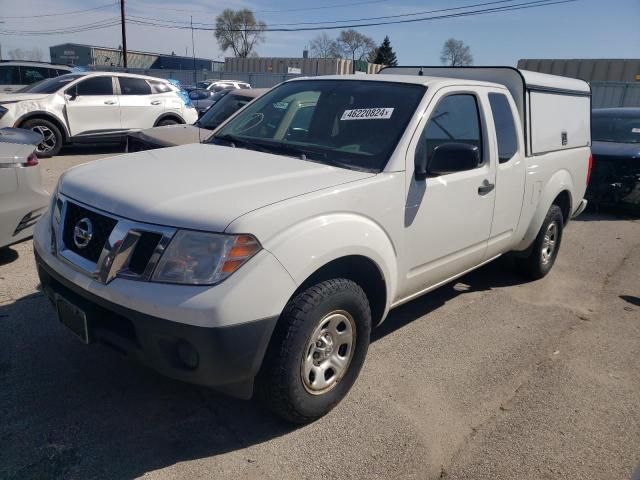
[198,92,255,130]
[19,73,85,94]
[592,114,640,144]
[212,80,425,172]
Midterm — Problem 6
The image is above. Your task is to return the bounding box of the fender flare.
[14,110,70,139]
[516,169,574,251]
[265,213,398,317]
[153,113,186,126]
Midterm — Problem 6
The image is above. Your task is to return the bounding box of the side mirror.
[414,140,429,180]
[65,87,77,101]
[425,143,480,177]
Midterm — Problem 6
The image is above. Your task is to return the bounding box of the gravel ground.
[1,147,639,480]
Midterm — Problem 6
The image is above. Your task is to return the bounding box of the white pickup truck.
[34,67,591,423]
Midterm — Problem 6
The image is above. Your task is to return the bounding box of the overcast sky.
[1,0,638,65]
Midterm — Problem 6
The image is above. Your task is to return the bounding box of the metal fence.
[87,66,304,88]
[591,82,640,108]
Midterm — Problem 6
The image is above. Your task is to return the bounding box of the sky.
[0,0,638,66]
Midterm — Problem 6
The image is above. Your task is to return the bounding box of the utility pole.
[120,0,128,68]
[190,16,196,84]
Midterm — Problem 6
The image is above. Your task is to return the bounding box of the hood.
[0,93,51,103]
[592,141,640,160]
[59,143,375,232]
[135,124,208,147]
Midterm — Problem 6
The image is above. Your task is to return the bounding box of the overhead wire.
[124,0,578,32]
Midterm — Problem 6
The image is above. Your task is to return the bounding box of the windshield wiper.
[212,134,273,154]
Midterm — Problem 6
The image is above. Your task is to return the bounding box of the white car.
[196,79,251,91]
[0,128,49,249]
[0,72,198,157]
[0,60,75,94]
[34,68,590,423]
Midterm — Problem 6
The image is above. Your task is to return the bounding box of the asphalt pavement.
[1,146,638,480]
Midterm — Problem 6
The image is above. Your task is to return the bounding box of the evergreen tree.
[372,36,398,66]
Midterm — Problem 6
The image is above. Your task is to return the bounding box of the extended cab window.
[75,76,114,96]
[488,92,518,163]
[212,80,426,172]
[421,94,483,170]
[119,77,152,95]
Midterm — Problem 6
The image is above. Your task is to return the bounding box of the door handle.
[150,100,162,105]
[104,99,117,105]
[478,179,495,195]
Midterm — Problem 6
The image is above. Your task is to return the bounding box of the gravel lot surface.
[1,146,638,480]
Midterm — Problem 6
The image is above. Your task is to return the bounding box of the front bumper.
[36,249,278,398]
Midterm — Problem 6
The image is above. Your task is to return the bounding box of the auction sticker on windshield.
[341,108,394,121]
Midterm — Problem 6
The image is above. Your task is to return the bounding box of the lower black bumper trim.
[35,249,278,398]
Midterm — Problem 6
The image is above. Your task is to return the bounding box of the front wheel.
[21,118,63,157]
[257,279,371,424]
[516,204,564,279]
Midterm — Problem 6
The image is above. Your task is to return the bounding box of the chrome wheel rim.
[541,222,558,265]
[31,125,56,153]
[301,310,356,395]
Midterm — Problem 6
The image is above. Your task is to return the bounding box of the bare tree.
[215,9,266,58]
[309,33,339,58]
[8,47,43,61]
[336,29,377,64]
[440,38,473,66]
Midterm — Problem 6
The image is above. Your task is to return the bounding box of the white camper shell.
[379,66,591,156]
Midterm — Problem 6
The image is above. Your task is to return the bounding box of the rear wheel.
[21,118,63,158]
[257,279,371,424]
[516,205,564,279]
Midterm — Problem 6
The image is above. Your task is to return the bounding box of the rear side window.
[75,76,113,96]
[149,80,171,94]
[119,77,152,95]
[422,94,483,167]
[20,66,50,85]
[488,93,518,163]
[0,65,19,85]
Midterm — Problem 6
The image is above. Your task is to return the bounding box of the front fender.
[515,169,574,251]
[264,213,398,313]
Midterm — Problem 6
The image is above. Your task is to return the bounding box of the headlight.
[152,231,261,285]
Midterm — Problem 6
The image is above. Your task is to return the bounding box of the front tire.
[257,279,371,424]
[517,205,564,279]
[21,118,63,158]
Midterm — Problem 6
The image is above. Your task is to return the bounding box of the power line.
[0,2,118,19]
[127,0,391,15]
[0,0,577,36]
[124,0,578,33]
[129,0,536,28]
[0,18,121,35]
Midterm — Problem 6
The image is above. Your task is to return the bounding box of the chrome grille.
[53,195,176,284]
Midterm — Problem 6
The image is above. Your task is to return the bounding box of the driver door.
[400,88,497,299]
[65,76,121,137]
